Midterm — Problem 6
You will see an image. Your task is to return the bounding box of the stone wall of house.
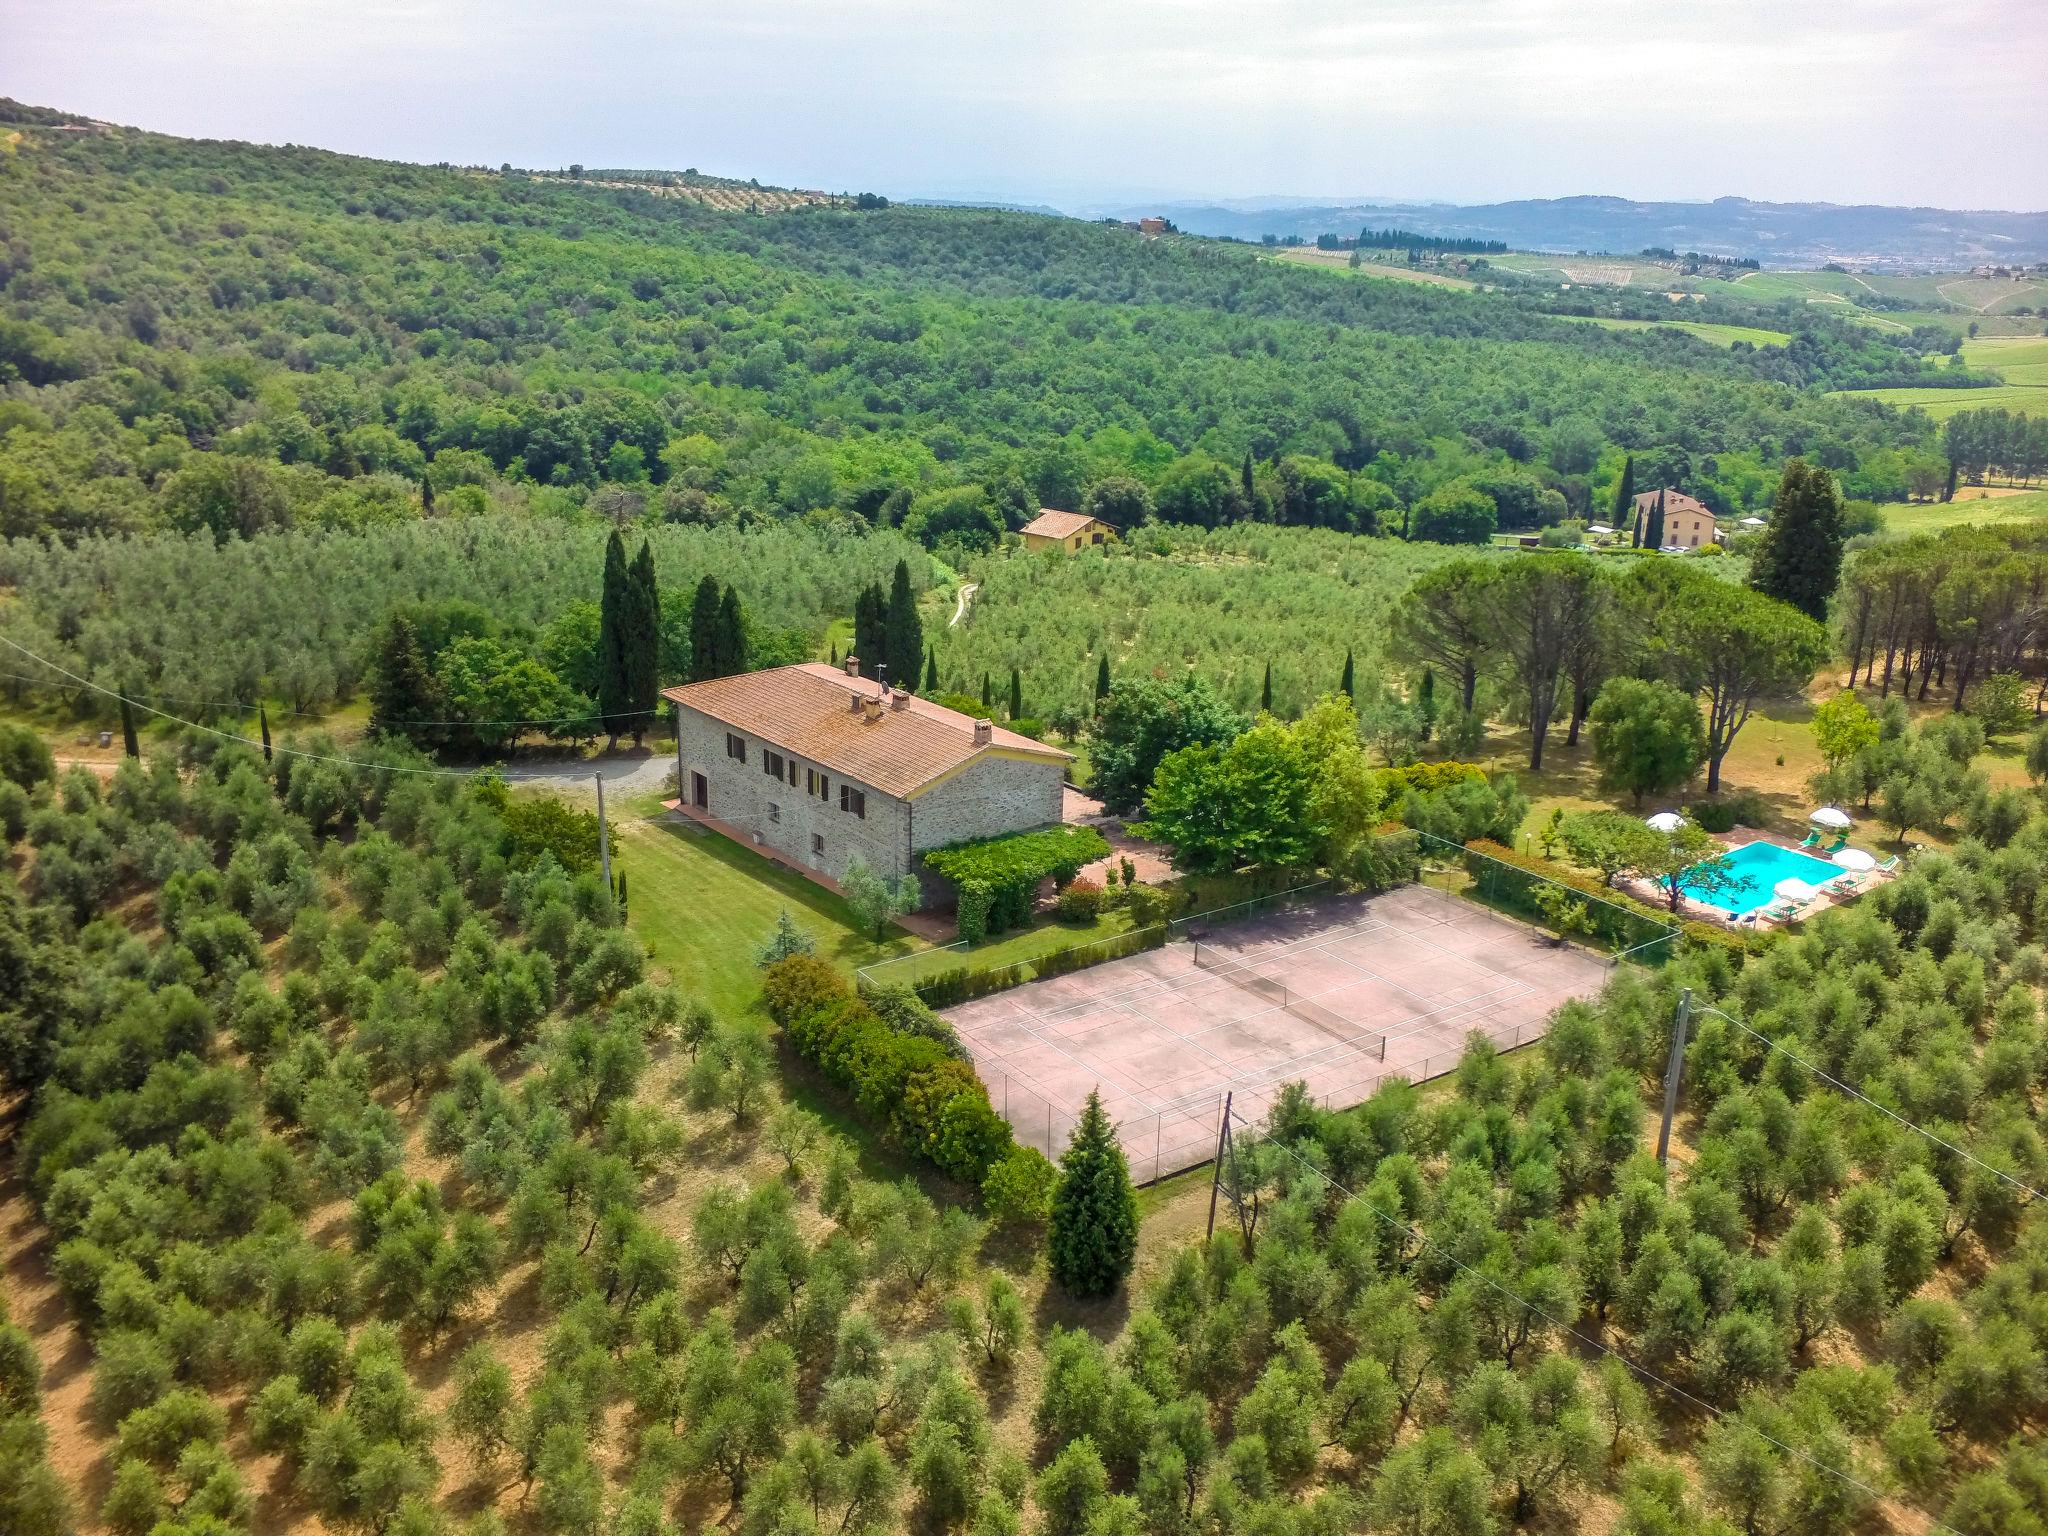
[673,702,911,885]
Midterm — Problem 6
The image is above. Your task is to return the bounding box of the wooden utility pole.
[1206,1091,1234,1241]
[595,771,613,890]
[1656,988,1693,1165]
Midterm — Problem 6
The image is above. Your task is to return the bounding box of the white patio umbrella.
[1774,877,1822,903]
[1831,848,1877,872]
[1809,806,1852,829]
[1645,811,1685,832]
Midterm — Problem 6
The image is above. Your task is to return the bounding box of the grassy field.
[1550,314,1791,347]
[1874,486,2048,535]
[1964,335,2048,386]
[1832,382,2048,419]
[1270,247,1479,289]
[614,794,917,1014]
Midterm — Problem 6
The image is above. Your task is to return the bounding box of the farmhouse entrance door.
[691,772,708,809]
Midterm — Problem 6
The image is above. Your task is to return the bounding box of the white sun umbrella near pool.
[1810,806,1852,829]
[1645,811,1685,832]
[1774,877,1823,904]
[1831,848,1877,872]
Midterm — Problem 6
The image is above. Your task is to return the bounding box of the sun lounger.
[1798,830,1823,848]
[1876,856,1899,873]
[1824,835,1849,854]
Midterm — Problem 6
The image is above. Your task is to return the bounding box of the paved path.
[950,582,979,627]
[502,750,672,797]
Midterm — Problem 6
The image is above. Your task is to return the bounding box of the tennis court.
[943,884,1612,1182]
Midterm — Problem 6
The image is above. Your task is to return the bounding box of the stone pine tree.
[625,541,660,743]
[1047,1090,1138,1298]
[688,574,722,682]
[885,559,922,688]
[1095,655,1111,703]
[1009,667,1023,721]
[1750,459,1847,622]
[1645,488,1666,552]
[371,614,439,740]
[1340,648,1355,698]
[1614,456,1637,542]
[598,530,632,743]
[1261,661,1273,713]
[712,586,747,678]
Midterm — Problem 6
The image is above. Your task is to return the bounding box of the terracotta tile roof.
[663,663,1069,801]
[1632,489,1715,519]
[1020,508,1103,540]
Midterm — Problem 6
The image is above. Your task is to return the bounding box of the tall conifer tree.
[598,530,632,744]
[1750,459,1847,622]
[713,586,747,678]
[1646,488,1667,551]
[625,541,660,743]
[688,574,721,682]
[885,559,922,688]
[1614,455,1637,542]
[1340,648,1355,698]
[1095,655,1111,703]
[371,614,439,741]
[1261,661,1273,713]
[924,648,939,692]
[1009,667,1022,721]
[1047,1090,1137,1298]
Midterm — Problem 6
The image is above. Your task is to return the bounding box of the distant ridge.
[1077,193,2048,270]
[908,197,1066,217]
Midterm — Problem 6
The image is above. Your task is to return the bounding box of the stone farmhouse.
[1020,508,1114,552]
[663,660,1070,899]
[1630,488,1719,549]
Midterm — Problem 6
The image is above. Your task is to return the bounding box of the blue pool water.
[1680,840,1843,917]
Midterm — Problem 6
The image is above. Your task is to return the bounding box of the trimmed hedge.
[913,922,1168,1008]
[1372,761,1489,796]
[924,825,1112,942]
[764,955,1014,1185]
[1461,838,1761,963]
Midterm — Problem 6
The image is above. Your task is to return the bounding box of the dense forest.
[0,104,1977,559]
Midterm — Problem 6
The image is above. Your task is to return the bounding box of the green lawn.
[614,798,917,1015]
[858,906,1141,990]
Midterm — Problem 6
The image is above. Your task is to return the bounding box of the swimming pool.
[1680,840,1843,918]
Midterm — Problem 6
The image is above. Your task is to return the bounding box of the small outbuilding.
[1021,508,1114,552]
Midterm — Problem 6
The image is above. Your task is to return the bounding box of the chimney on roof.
[972,718,992,746]
[889,688,910,712]
[843,655,859,678]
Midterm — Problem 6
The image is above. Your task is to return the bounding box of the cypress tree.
[1340,648,1355,698]
[852,584,885,679]
[598,530,632,744]
[1009,667,1022,721]
[420,476,435,514]
[626,541,660,744]
[830,642,839,666]
[120,697,139,759]
[981,672,992,709]
[1047,1090,1138,1298]
[258,703,272,763]
[688,574,721,682]
[1095,654,1111,702]
[885,559,922,688]
[924,647,939,692]
[1260,661,1273,713]
[1646,488,1667,552]
[616,870,627,913]
[713,586,747,678]
[370,615,439,741]
[1240,451,1256,507]
[1418,668,1437,741]
[1750,459,1847,622]
[1614,455,1637,541]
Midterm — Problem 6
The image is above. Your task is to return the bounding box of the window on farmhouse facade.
[768,802,780,824]
[763,749,785,778]
[811,833,825,857]
[726,733,746,763]
[839,784,867,819]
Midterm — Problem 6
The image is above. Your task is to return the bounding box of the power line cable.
[1229,1107,1960,1536]
[1696,1002,2044,1204]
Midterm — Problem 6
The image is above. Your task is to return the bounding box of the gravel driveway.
[501,749,675,800]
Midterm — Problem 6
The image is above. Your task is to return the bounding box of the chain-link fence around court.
[996,1004,1563,1186]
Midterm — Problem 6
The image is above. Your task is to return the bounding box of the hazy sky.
[5,0,2043,210]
